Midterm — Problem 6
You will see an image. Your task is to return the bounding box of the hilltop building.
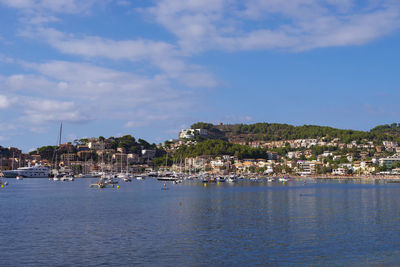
[179,129,208,139]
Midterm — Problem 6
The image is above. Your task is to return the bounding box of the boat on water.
[226,175,238,183]
[90,177,117,189]
[147,171,158,177]
[124,177,132,182]
[217,176,226,182]
[173,179,183,184]
[61,174,74,182]
[117,173,132,182]
[77,173,94,178]
[90,178,107,189]
[157,175,178,181]
[2,164,50,178]
[102,174,119,184]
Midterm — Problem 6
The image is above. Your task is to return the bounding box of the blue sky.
[1,0,400,151]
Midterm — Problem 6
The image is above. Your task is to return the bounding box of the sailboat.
[117,153,131,182]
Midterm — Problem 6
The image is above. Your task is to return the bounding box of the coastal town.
[2,122,400,179]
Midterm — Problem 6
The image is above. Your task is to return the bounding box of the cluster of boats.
[0,165,293,188]
[200,176,290,183]
[154,171,292,184]
[51,174,75,182]
[89,173,147,188]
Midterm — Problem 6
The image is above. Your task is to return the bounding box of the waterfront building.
[184,156,209,170]
[379,156,400,169]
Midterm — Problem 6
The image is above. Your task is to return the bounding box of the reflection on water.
[1,178,400,266]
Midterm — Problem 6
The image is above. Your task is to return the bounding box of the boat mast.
[180,154,182,173]
[126,154,128,175]
[58,122,63,146]
[11,152,14,170]
[52,122,62,172]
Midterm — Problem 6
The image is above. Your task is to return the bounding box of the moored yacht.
[2,164,50,178]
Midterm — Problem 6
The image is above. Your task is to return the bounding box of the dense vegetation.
[370,123,400,137]
[206,122,400,144]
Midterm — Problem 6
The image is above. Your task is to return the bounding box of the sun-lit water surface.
[1,178,400,266]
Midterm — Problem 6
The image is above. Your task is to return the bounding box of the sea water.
[0,178,400,266]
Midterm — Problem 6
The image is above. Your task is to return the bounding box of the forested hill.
[191,122,400,144]
[370,123,400,137]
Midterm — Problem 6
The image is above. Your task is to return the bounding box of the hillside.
[370,123,400,138]
[191,122,400,144]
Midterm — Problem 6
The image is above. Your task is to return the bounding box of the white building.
[178,129,208,139]
[379,156,400,168]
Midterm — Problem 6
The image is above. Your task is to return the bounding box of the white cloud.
[0,60,200,131]
[0,95,9,109]
[0,0,106,27]
[145,0,400,52]
[116,1,130,7]
[20,27,219,88]
[0,54,14,63]
[34,28,175,61]
[4,74,54,93]
[0,0,102,14]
